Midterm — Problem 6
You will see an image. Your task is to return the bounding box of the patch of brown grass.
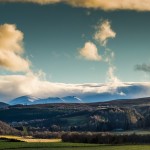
[0,135,61,143]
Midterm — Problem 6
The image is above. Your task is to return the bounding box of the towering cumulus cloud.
[1,0,150,11]
[79,20,116,61]
[94,20,116,46]
[79,19,119,84]
[79,41,101,61]
[0,24,30,72]
[93,20,120,84]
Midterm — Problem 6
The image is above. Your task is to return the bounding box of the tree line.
[62,132,150,144]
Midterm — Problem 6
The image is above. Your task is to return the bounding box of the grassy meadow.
[0,141,150,150]
[0,136,150,150]
[0,135,150,150]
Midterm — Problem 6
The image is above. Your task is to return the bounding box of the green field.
[0,141,150,150]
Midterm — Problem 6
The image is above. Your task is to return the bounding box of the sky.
[0,0,150,102]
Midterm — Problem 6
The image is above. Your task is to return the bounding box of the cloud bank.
[0,24,30,72]
[94,20,116,46]
[0,73,150,102]
[79,41,101,61]
[0,74,150,102]
[1,0,150,11]
[0,73,119,101]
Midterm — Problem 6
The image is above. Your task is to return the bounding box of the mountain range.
[8,96,83,105]
[2,82,150,105]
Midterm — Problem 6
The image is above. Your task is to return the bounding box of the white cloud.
[0,0,61,4]
[93,19,119,84]
[0,24,30,72]
[1,0,150,11]
[106,65,121,85]
[0,73,110,101]
[94,20,116,46]
[65,0,150,11]
[79,41,101,61]
[103,48,121,85]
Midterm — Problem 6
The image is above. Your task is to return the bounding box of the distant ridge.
[8,95,40,105]
[0,102,9,108]
[8,94,150,107]
[8,95,83,105]
[99,97,150,106]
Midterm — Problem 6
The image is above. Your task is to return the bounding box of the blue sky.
[0,2,150,83]
[0,0,150,102]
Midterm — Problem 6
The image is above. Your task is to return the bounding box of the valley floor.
[0,142,150,150]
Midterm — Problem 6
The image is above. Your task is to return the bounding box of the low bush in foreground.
[32,131,62,139]
[0,137,23,142]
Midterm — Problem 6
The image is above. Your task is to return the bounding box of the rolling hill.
[0,120,20,135]
[0,97,149,132]
[0,102,9,108]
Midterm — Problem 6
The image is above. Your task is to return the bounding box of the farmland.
[0,141,150,150]
[0,136,149,150]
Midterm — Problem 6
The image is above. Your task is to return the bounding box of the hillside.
[0,120,20,135]
[0,97,149,132]
[98,97,150,106]
[0,102,9,109]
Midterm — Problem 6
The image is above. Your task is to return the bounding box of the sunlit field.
[0,141,150,150]
[0,136,150,150]
[0,135,61,143]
